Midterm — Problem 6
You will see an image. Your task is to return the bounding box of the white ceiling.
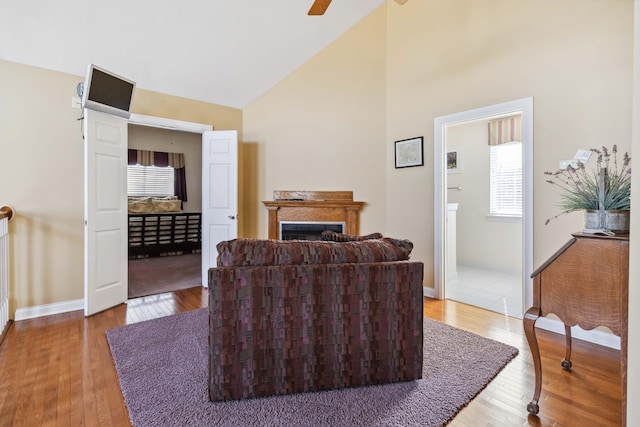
[0,0,387,109]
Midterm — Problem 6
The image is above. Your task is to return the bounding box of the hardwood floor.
[0,289,622,426]
[424,299,622,427]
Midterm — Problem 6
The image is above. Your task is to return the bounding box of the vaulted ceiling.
[0,0,388,109]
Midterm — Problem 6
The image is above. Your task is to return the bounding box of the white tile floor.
[446,264,523,319]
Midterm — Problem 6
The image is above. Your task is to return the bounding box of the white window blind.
[127,165,174,197]
[490,141,522,216]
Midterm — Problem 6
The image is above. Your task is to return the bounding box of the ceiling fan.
[308,0,408,16]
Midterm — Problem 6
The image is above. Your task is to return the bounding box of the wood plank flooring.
[424,299,622,427]
[0,289,622,426]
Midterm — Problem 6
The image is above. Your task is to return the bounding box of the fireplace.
[263,191,364,240]
[280,221,345,240]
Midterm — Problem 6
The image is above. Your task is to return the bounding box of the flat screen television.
[81,64,136,119]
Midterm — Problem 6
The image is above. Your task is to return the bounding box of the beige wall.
[446,120,522,272]
[386,0,633,287]
[243,0,633,289]
[0,59,242,314]
[243,6,388,239]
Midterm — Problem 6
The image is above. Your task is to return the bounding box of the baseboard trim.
[423,286,436,298]
[422,291,620,350]
[14,299,84,321]
[13,295,622,350]
[535,317,621,350]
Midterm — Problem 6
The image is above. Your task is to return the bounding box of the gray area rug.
[107,309,518,427]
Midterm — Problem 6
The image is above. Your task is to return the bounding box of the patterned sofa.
[208,235,424,402]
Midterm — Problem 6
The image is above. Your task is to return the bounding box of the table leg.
[561,324,572,370]
[523,306,542,415]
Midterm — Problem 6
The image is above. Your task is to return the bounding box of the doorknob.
[228,215,237,220]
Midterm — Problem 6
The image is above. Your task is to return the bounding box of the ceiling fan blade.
[308,0,332,15]
[395,0,408,4]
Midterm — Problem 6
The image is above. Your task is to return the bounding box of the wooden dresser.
[524,232,629,425]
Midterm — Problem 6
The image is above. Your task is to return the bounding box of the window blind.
[127,165,175,197]
[490,141,522,216]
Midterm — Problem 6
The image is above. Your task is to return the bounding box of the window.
[127,164,174,197]
[489,141,522,217]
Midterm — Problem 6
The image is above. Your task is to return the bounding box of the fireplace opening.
[280,221,345,241]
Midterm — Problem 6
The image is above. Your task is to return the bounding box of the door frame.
[128,113,212,134]
[433,97,534,312]
[84,113,212,313]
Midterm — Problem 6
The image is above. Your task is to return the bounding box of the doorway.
[84,113,238,315]
[444,117,523,317]
[126,124,203,299]
[433,98,534,318]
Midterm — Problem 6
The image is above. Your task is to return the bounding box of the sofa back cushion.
[320,230,383,242]
[217,237,413,267]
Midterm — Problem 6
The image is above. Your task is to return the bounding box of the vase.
[584,209,630,232]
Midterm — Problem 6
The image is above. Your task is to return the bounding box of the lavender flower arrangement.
[545,145,631,225]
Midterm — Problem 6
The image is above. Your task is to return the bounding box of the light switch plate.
[559,159,579,170]
[574,149,592,163]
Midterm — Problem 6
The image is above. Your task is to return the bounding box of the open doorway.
[126,125,203,299]
[84,112,241,316]
[444,116,523,317]
[433,98,534,318]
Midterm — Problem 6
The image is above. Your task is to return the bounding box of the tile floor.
[446,264,523,319]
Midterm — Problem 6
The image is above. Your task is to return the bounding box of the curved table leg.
[561,324,572,370]
[523,306,542,415]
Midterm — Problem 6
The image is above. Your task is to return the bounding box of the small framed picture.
[447,148,461,173]
[394,137,424,168]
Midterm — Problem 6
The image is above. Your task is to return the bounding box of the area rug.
[106,309,518,427]
[128,253,201,298]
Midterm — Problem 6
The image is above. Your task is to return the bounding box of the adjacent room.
[444,114,524,318]
[126,125,203,299]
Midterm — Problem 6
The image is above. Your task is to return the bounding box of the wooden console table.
[524,232,628,425]
[262,191,364,240]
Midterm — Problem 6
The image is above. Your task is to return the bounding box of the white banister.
[0,205,15,338]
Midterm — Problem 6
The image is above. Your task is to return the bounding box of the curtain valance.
[127,149,185,168]
[488,115,522,146]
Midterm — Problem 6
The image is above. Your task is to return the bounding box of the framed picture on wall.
[394,137,424,168]
[447,148,461,173]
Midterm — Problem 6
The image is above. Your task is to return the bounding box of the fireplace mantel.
[263,191,365,239]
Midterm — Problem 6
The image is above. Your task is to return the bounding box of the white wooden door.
[84,109,128,316]
[201,130,238,287]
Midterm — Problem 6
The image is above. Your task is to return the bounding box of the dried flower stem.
[545,145,631,224]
